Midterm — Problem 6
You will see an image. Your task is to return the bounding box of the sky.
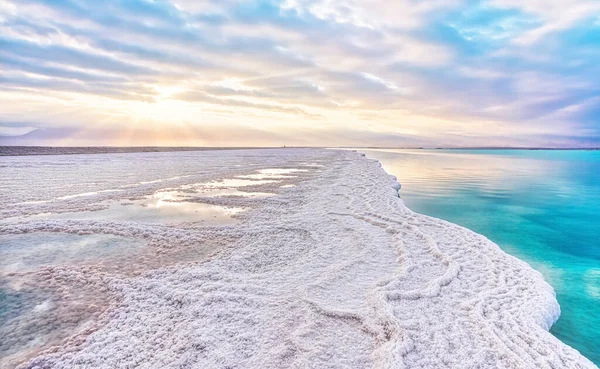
[0,0,599,147]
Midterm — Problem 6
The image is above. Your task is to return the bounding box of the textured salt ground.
[0,149,328,368]
[1,149,596,368]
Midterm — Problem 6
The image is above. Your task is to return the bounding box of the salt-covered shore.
[1,149,596,368]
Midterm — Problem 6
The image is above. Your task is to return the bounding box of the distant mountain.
[0,127,81,145]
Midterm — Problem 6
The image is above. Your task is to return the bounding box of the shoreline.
[2,149,596,368]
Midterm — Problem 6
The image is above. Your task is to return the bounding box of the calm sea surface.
[359,149,600,365]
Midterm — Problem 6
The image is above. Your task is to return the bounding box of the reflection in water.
[167,186,274,198]
[15,189,124,206]
[236,168,308,179]
[24,192,244,225]
[195,188,274,197]
[0,233,145,275]
[359,149,600,365]
[203,178,278,187]
[141,191,244,223]
[236,174,290,179]
[259,168,308,174]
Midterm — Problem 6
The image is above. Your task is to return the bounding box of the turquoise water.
[359,149,600,365]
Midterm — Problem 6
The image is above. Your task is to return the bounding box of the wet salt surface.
[0,150,321,368]
[0,230,232,368]
[1,233,148,367]
[1,275,106,368]
[3,149,593,369]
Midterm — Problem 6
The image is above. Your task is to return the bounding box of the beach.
[0,149,595,368]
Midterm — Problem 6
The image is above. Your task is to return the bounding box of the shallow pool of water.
[0,233,146,275]
[23,192,244,225]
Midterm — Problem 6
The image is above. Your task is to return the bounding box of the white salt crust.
[2,149,596,369]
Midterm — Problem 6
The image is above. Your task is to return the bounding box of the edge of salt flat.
[19,149,597,369]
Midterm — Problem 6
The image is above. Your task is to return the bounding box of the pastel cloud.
[0,0,598,147]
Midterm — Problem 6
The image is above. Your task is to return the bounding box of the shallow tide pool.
[359,148,600,365]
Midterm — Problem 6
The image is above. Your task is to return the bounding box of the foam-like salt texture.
[2,149,596,369]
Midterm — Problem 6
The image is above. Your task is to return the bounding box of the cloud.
[172,90,321,118]
[0,36,156,75]
[0,54,129,83]
[0,0,598,147]
[489,0,600,44]
[0,74,156,101]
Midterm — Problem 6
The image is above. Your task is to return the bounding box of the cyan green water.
[359,149,600,365]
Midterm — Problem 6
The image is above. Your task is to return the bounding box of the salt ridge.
[3,149,596,368]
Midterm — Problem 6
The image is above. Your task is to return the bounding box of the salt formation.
[0,149,595,368]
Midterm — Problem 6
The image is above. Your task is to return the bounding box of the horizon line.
[1,145,600,150]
